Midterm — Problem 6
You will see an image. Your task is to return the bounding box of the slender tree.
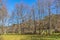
[37,0,41,34]
[31,5,36,34]
[0,0,8,34]
[19,3,24,34]
[47,0,52,35]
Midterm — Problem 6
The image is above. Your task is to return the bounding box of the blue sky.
[6,0,36,14]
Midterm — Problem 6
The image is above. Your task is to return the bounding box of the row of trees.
[0,0,60,35]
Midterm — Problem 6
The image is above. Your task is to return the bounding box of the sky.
[6,0,37,14]
[5,0,55,15]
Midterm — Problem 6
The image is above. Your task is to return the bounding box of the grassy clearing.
[0,35,60,40]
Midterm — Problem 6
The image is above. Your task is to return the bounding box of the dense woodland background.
[0,0,60,35]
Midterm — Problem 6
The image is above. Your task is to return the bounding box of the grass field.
[0,34,60,40]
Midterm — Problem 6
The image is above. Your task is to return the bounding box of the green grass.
[0,34,60,40]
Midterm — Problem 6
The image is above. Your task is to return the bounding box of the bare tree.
[53,0,60,32]
[31,5,36,34]
[46,0,52,35]
[0,0,8,34]
[37,0,41,34]
[19,3,24,34]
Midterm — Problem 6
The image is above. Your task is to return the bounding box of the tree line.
[0,0,60,35]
